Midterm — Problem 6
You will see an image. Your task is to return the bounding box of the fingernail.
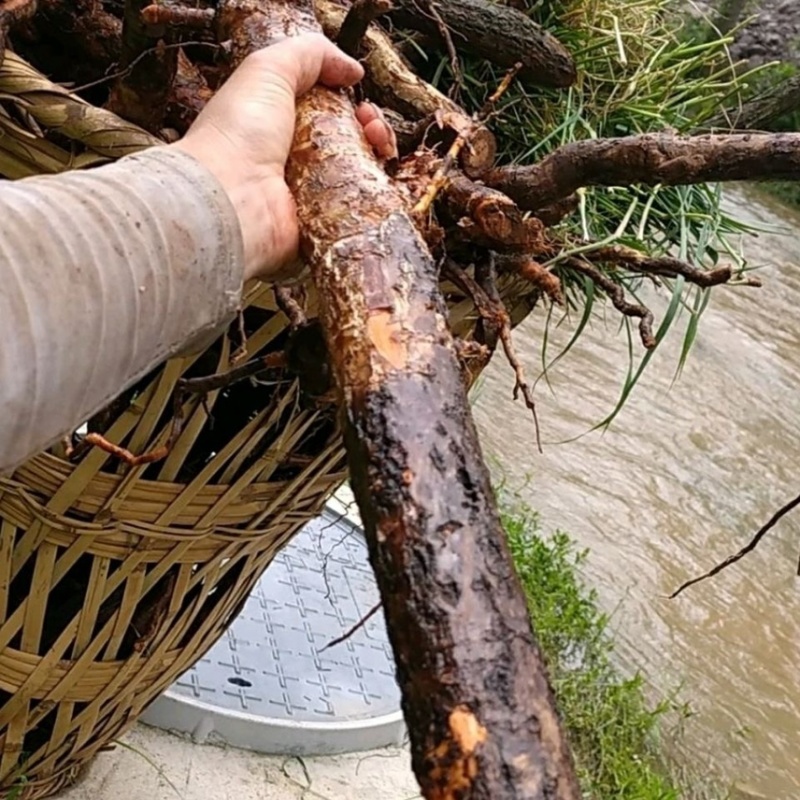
[383,122,398,156]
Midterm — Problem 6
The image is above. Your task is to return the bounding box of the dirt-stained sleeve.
[0,146,245,473]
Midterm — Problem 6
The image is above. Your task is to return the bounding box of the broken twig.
[413,61,521,214]
[445,260,543,452]
[336,0,393,59]
[670,491,800,598]
[319,602,383,651]
[566,258,656,349]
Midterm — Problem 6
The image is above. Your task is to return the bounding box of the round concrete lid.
[141,506,406,756]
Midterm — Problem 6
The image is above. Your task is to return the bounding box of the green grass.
[759,180,800,208]
[409,0,766,429]
[677,16,800,210]
[504,503,725,799]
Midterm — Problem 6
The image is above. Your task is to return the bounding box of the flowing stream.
[472,187,800,798]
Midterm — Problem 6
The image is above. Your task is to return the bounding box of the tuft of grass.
[504,502,726,799]
[417,0,765,427]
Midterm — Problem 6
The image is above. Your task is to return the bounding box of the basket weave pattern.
[0,42,541,797]
[0,260,535,799]
[0,281,348,798]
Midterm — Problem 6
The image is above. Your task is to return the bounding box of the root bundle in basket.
[0,1,795,798]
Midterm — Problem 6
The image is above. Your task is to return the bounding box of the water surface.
[473,187,800,797]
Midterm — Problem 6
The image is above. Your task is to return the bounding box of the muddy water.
[472,187,800,797]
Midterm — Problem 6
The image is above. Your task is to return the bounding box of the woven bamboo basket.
[0,48,539,798]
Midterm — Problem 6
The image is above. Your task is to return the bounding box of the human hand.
[173,33,397,283]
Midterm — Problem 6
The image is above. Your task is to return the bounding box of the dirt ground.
[58,724,420,800]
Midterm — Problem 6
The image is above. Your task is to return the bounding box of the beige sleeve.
[0,146,245,474]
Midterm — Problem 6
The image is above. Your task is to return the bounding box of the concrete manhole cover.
[142,506,405,756]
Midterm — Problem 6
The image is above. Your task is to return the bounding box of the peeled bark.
[218,2,580,798]
[389,0,577,88]
[440,174,545,252]
[316,0,497,176]
[485,132,800,211]
[316,0,455,120]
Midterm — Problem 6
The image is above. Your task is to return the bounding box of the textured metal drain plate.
[141,507,405,756]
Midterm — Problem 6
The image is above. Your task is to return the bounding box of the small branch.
[81,389,186,466]
[499,322,543,452]
[485,132,800,211]
[141,3,216,31]
[670,490,800,598]
[566,259,656,349]
[592,245,763,288]
[416,0,463,98]
[275,286,308,329]
[336,0,393,59]
[179,352,288,396]
[445,260,543,452]
[413,62,521,214]
[319,602,383,651]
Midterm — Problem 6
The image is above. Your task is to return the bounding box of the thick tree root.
[485,132,800,211]
[389,0,577,88]
[216,2,582,798]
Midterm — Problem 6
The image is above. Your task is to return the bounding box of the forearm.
[0,147,245,473]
